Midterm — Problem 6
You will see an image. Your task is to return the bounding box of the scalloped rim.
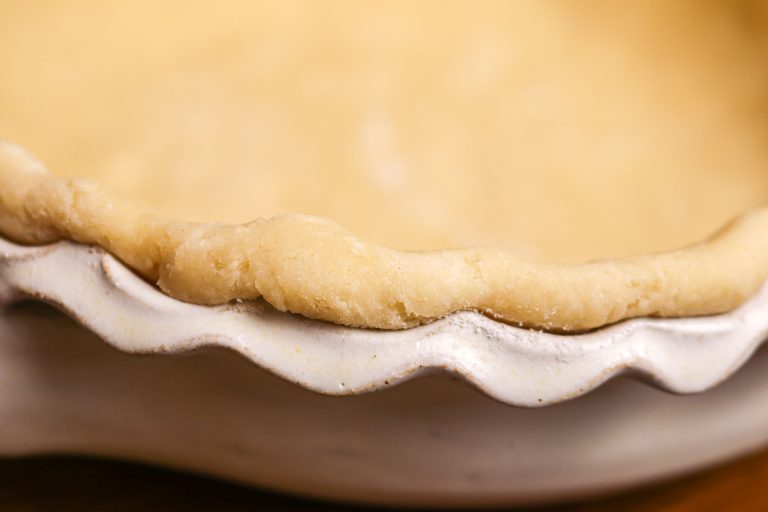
[1,235,767,407]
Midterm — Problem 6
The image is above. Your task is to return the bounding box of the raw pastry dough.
[1,0,768,330]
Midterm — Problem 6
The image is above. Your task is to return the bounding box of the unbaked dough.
[1,1,768,330]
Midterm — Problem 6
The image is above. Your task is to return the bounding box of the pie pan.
[3,1,768,507]
[3,235,768,507]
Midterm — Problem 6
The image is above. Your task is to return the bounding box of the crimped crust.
[3,141,767,331]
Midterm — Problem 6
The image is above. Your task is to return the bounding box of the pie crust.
[1,1,768,331]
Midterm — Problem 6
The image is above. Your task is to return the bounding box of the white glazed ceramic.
[2,235,768,507]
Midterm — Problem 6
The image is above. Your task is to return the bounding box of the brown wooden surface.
[1,447,766,511]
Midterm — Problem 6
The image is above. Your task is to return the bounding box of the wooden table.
[1,448,766,511]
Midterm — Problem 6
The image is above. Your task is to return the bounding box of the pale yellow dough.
[1,1,768,330]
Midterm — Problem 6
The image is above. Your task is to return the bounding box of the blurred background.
[3,448,768,511]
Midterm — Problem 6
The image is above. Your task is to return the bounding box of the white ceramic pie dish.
[3,234,768,507]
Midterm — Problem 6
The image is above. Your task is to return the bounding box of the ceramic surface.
[2,237,768,406]
[3,236,768,506]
